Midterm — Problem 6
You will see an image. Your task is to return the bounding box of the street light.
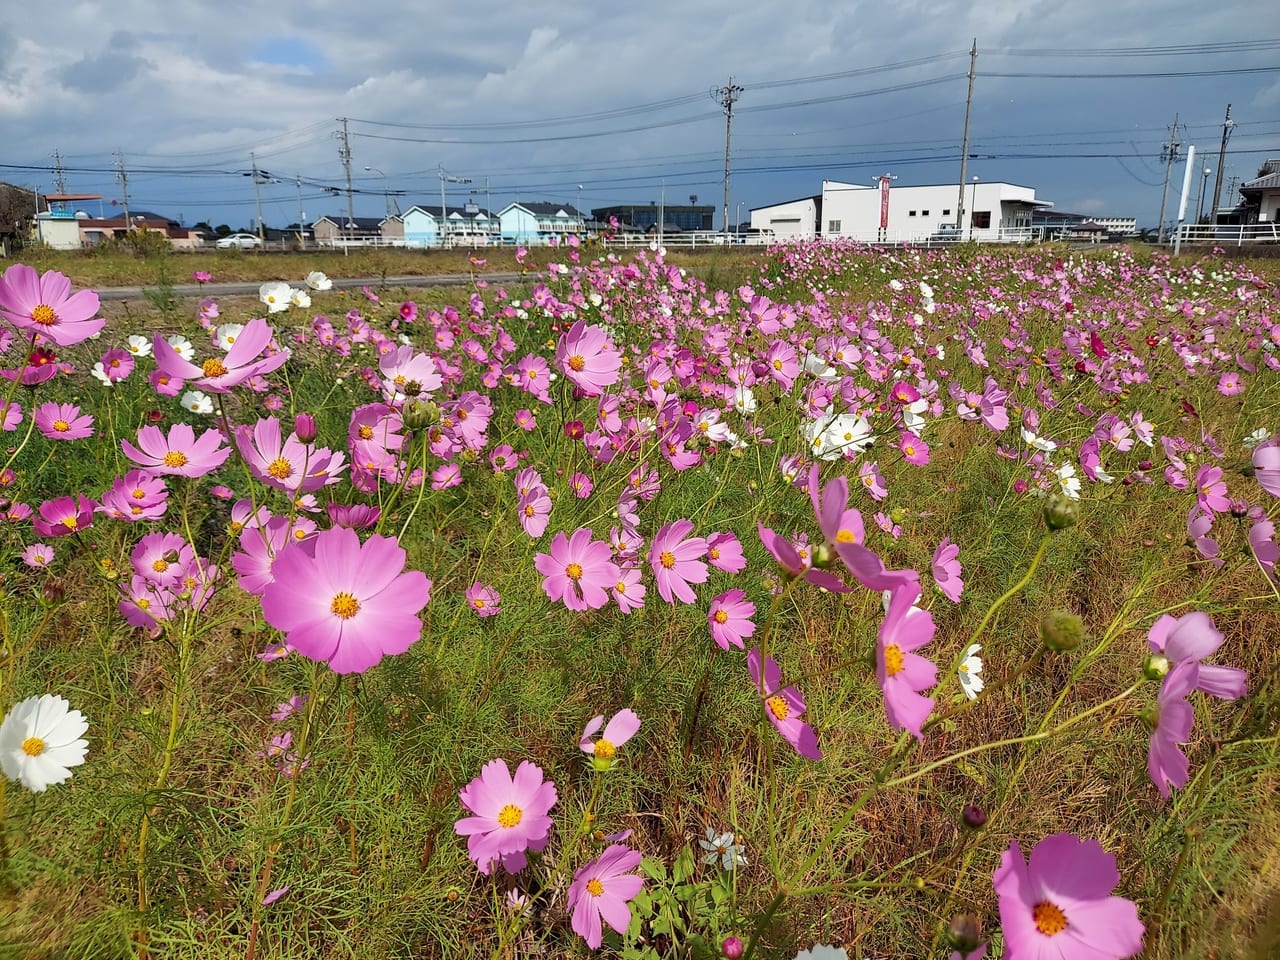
[969,176,979,241]
[364,166,396,219]
[1195,165,1212,227]
[438,164,472,249]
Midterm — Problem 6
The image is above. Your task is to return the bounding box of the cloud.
[61,48,155,93]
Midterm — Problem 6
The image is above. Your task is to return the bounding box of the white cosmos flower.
[304,271,333,291]
[699,827,747,870]
[732,385,757,416]
[1244,427,1271,449]
[919,280,934,300]
[889,279,904,291]
[125,334,153,358]
[181,390,214,415]
[802,352,840,380]
[0,693,89,792]
[902,397,929,435]
[1020,427,1058,453]
[793,947,848,960]
[289,288,311,309]
[90,362,113,387]
[166,334,195,361]
[1055,462,1081,499]
[806,413,874,461]
[215,324,245,352]
[958,643,984,700]
[259,281,293,313]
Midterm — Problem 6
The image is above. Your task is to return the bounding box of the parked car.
[929,224,962,242]
[215,232,264,250]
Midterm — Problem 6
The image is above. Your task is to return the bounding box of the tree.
[213,224,232,237]
[0,183,39,238]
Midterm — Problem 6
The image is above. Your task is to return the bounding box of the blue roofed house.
[402,204,498,248]
[499,202,586,245]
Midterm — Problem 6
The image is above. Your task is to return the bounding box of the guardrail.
[1169,223,1280,246]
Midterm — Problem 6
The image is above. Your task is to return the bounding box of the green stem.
[966,533,1052,647]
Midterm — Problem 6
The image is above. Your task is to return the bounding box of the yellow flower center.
[659,550,676,569]
[586,879,604,897]
[593,739,616,759]
[772,359,783,370]
[163,451,189,468]
[359,425,374,440]
[767,695,789,720]
[904,445,916,457]
[568,355,586,372]
[152,559,168,573]
[709,547,720,559]
[565,562,584,580]
[31,304,58,326]
[497,804,523,828]
[472,598,485,609]
[330,592,360,619]
[202,357,228,378]
[615,581,627,594]
[1033,901,1068,936]
[53,419,70,432]
[22,736,45,756]
[835,529,856,543]
[713,610,729,624]
[523,504,535,518]
[131,488,146,499]
[267,457,293,479]
[61,517,78,530]
[884,644,905,677]
[136,597,151,611]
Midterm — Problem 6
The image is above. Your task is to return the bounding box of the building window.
[922,210,929,216]
[828,220,841,232]
[943,209,951,216]
[971,211,991,229]
[909,210,917,217]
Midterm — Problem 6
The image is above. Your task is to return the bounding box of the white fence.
[1168,223,1280,246]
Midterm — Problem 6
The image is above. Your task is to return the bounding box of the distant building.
[312,216,385,245]
[402,205,498,248]
[1240,159,1280,223]
[1032,210,1137,238]
[592,203,714,232]
[499,202,586,245]
[35,193,102,249]
[746,194,822,240]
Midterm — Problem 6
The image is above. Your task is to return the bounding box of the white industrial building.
[750,180,1053,244]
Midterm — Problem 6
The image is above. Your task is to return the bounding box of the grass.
[0,242,1277,959]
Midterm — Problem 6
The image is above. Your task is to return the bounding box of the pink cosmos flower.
[325,503,381,529]
[648,519,708,604]
[857,460,888,501]
[567,845,645,949]
[876,582,937,740]
[534,528,619,611]
[20,543,54,568]
[1148,661,1199,799]
[517,487,552,538]
[152,317,289,393]
[932,538,964,603]
[93,348,135,385]
[993,833,1144,960]
[758,523,850,593]
[1147,612,1246,700]
[1186,506,1220,563]
[1249,518,1277,584]
[232,516,302,596]
[705,531,747,573]
[611,565,646,613]
[747,648,821,759]
[33,495,96,538]
[515,408,537,431]
[556,319,621,396]
[579,709,640,763]
[34,402,94,441]
[806,465,916,592]
[1216,371,1244,396]
[1194,465,1230,514]
[0,264,104,346]
[466,582,501,618]
[708,589,756,650]
[260,527,431,675]
[890,381,920,404]
[899,431,930,466]
[235,417,346,494]
[379,344,442,403]
[455,759,557,875]
[1253,441,1280,497]
[121,423,231,478]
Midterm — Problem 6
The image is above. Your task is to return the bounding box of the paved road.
[96,272,525,302]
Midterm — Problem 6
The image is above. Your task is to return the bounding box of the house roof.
[1241,171,1280,193]
[505,201,585,217]
[315,215,384,230]
[404,205,494,220]
[750,194,822,212]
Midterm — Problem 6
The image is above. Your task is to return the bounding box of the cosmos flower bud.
[564,419,585,440]
[0,498,9,513]
[1043,494,1079,531]
[41,577,66,605]
[401,399,435,430]
[1040,609,1086,651]
[1137,703,1161,732]
[948,914,983,953]
[721,937,745,959]
[1142,652,1171,680]
[961,804,987,830]
[812,542,837,570]
[145,409,165,424]
[294,413,317,443]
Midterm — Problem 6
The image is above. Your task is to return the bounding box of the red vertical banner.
[879,178,890,230]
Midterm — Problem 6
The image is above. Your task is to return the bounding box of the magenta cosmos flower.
[758,523,850,593]
[34,402,94,441]
[33,496,96,538]
[555,319,621,396]
[876,582,937,740]
[1253,440,1280,497]
[1147,611,1246,700]
[121,423,231,478]
[534,528,619,611]
[0,264,104,346]
[708,589,756,651]
[747,648,821,760]
[993,833,1144,960]
[455,759,557,875]
[579,708,640,770]
[806,465,916,592]
[931,537,964,603]
[567,844,645,949]
[235,417,346,495]
[152,316,288,393]
[649,519,708,604]
[1148,660,1199,799]
[260,527,431,675]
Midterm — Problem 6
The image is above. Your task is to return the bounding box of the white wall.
[36,216,82,250]
[822,182,1045,242]
[749,197,818,239]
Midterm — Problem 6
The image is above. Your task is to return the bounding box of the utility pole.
[52,150,67,195]
[296,174,306,246]
[713,78,743,235]
[114,151,131,230]
[250,152,265,240]
[1209,103,1233,224]
[955,39,978,240]
[337,117,355,245]
[1156,114,1182,244]
[1195,164,1211,226]
[658,179,665,248]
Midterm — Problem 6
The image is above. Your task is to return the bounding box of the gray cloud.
[61,49,155,92]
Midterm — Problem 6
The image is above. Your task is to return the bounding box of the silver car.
[215,232,264,250]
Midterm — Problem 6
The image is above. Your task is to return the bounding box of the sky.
[2,1,1278,232]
